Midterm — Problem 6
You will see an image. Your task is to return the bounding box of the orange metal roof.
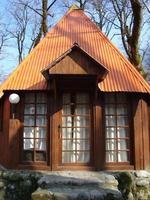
[0,6,150,96]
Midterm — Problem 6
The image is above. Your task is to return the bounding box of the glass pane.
[76,152,90,163]
[62,151,76,163]
[36,104,47,114]
[106,127,116,138]
[105,116,116,126]
[23,127,34,138]
[62,116,72,127]
[36,93,47,103]
[23,139,34,150]
[106,151,116,162]
[25,94,35,103]
[62,128,72,138]
[106,139,116,150]
[62,139,76,151]
[24,116,34,126]
[24,104,35,114]
[74,116,89,127]
[118,139,128,150]
[75,127,89,139]
[105,105,115,115]
[62,105,71,115]
[117,94,127,103]
[76,93,89,104]
[36,151,46,161]
[117,105,127,115]
[35,139,46,150]
[117,128,128,138]
[63,94,70,104]
[117,116,128,126]
[118,151,128,162]
[23,151,33,161]
[105,94,115,103]
[35,127,46,138]
[77,140,89,150]
[75,105,89,115]
[36,116,47,126]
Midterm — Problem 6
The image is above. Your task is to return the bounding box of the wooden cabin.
[0,5,150,171]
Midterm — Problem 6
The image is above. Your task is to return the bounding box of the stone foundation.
[0,170,150,200]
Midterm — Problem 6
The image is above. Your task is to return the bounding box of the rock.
[54,192,71,200]
[0,165,6,171]
[105,174,118,187]
[127,192,134,200]
[0,190,5,200]
[0,181,4,189]
[136,179,149,187]
[32,188,54,200]
[134,171,150,178]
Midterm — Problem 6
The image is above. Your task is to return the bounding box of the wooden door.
[59,92,92,165]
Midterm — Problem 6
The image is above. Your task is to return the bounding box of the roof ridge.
[67,4,82,13]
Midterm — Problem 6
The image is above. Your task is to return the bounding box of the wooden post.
[133,97,150,170]
[9,119,21,168]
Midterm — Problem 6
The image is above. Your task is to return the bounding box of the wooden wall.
[49,50,104,77]
[0,94,10,167]
[132,96,150,170]
[0,92,150,170]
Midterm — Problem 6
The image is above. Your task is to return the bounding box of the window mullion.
[34,93,36,162]
[115,95,118,162]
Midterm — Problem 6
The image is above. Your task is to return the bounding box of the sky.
[0,0,150,83]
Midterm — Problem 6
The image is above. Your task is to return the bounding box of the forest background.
[0,0,150,82]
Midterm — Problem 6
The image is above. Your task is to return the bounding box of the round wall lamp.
[9,93,20,119]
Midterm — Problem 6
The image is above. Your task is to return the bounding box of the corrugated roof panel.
[0,8,150,96]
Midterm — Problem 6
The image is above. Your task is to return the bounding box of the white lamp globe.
[9,93,20,104]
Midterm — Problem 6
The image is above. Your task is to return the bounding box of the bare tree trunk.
[42,0,48,36]
[33,0,57,47]
[111,0,146,77]
[129,0,142,67]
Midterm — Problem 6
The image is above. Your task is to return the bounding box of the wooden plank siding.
[49,50,104,78]
[142,99,150,169]
[0,91,150,170]
[0,94,10,167]
[94,93,105,170]
[132,96,150,170]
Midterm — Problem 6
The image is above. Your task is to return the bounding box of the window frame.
[61,92,91,164]
[104,93,131,164]
[22,92,48,164]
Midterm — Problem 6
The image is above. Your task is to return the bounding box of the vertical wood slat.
[94,93,104,170]
[9,119,21,168]
[141,100,150,169]
[51,91,60,170]
[133,97,150,170]
[133,98,142,169]
[2,95,10,167]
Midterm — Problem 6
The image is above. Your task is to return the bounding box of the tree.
[110,0,147,77]
[88,0,117,36]
[20,0,58,47]
[8,4,29,63]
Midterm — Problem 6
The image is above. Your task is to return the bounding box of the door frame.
[52,89,95,170]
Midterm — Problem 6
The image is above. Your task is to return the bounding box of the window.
[23,93,47,162]
[104,94,130,163]
[61,93,91,164]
